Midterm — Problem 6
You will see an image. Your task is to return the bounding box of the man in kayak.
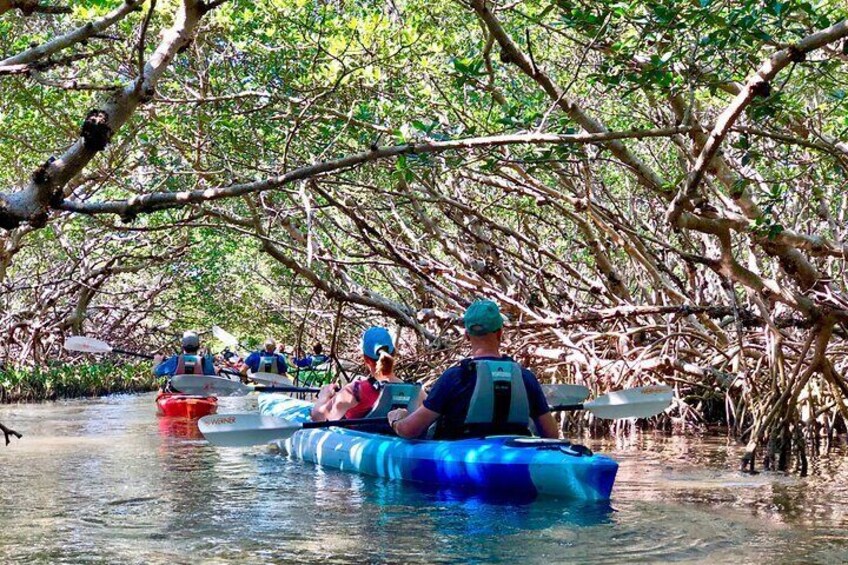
[311,327,405,421]
[153,331,217,377]
[386,299,559,439]
[292,343,330,369]
[243,338,289,375]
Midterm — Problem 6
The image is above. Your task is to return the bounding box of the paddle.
[549,385,674,419]
[542,384,590,406]
[249,371,295,387]
[64,336,154,360]
[198,385,673,448]
[219,367,243,380]
[170,374,320,396]
[212,326,249,352]
[199,413,387,447]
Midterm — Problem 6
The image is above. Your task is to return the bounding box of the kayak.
[258,394,618,501]
[156,392,218,419]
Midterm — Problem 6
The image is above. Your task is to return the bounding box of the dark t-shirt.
[423,356,550,439]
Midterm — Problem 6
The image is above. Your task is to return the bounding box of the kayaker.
[243,339,289,375]
[153,331,217,377]
[311,327,404,421]
[386,299,559,439]
[292,343,330,369]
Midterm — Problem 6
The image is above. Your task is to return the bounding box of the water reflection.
[1,394,848,563]
[157,416,205,440]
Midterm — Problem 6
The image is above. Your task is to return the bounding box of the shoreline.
[0,362,158,404]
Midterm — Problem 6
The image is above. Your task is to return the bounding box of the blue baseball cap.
[361,326,395,360]
[463,299,504,336]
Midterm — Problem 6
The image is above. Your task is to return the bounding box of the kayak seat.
[365,383,423,419]
[463,359,531,437]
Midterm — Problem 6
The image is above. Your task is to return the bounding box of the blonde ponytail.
[375,348,395,378]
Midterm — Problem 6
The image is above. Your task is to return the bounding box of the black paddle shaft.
[302,417,389,430]
[112,348,154,360]
[303,407,588,431]
[548,403,585,413]
[254,385,321,394]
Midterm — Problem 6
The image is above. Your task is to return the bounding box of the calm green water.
[1,393,848,563]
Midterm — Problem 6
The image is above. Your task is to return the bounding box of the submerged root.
[0,423,21,445]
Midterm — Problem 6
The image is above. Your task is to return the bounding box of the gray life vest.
[365,383,423,418]
[175,354,203,375]
[463,359,530,436]
[258,354,281,374]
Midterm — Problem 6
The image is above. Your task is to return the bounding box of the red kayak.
[156,392,218,419]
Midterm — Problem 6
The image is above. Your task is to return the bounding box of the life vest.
[461,358,531,437]
[175,354,203,375]
[310,354,329,368]
[257,354,281,374]
[344,377,383,419]
[364,383,422,418]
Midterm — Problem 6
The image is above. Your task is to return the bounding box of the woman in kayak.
[311,327,403,421]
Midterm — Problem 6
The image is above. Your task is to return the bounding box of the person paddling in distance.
[311,327,405,422]
[292,343,330,369]
[243,338,289,376]
[153,331,217,379]
[387,299,559,439]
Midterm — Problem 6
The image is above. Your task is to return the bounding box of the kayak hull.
[156,392,218,419]
[258,395,618,501]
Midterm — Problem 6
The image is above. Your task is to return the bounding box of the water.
[1,394,848,563]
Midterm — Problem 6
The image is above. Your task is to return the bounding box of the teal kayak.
[258,394,618,500]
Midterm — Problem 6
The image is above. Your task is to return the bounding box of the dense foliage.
[1,0,847,469]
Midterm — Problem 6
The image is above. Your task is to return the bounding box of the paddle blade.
[198,413,301,447]
[212,325,239,348]
[542,384,590,406]
[171,374,248,396]
[64,336,113,354]
[250,372,294,387]
[584,385,673,420]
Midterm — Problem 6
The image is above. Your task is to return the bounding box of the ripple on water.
[3,396,848,563]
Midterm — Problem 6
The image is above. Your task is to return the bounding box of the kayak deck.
[156,392,218,419]
[258,394,618,500]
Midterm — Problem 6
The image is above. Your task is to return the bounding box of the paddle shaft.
[306,401,643,429]
[549,403,584,412]
[254,385,321,394]
[111,348,154,360]
[301,417,389,430]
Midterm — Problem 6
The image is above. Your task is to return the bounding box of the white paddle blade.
[64,336,113,354]
[171,374,249,396]
[250,372,294,387]
[198,413,301,447]
[212,325,239,348]
[542,384,590,406]
[585,385,673,419]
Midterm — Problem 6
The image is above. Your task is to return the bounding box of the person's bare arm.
[536,412,560,439]
[388,406,440,439]
[311,383,357,422]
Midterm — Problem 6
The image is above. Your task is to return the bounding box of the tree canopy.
[1,0,848,468]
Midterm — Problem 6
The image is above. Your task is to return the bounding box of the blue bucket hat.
[361,326,395,360]
[463,299,504,336]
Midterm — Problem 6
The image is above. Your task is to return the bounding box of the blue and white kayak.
[258,394,618,501]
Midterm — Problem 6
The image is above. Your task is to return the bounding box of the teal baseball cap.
[361,326,395,360]
[463,299,504,336]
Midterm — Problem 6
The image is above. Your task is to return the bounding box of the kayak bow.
[156,392,218,419]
